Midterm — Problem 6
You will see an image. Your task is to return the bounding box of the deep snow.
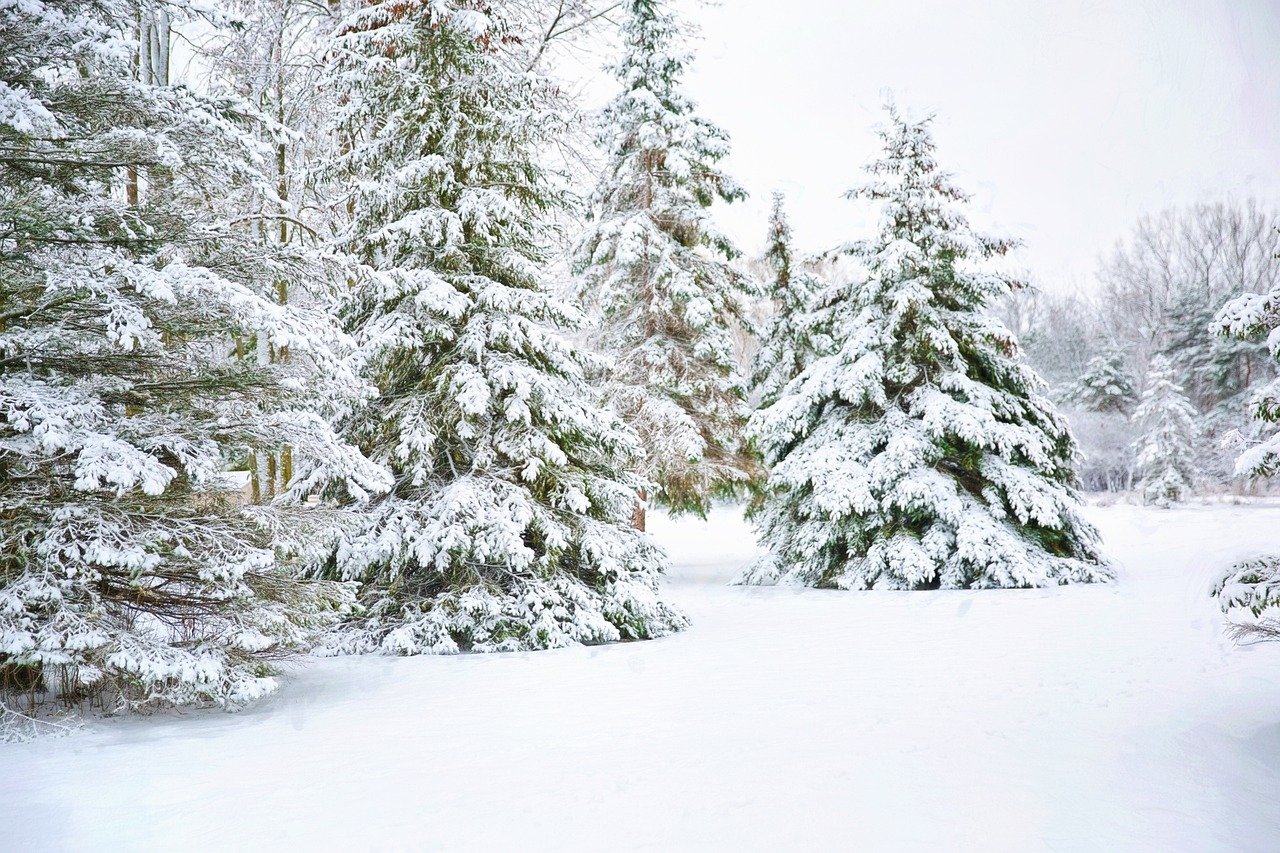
[4,504,1280,851]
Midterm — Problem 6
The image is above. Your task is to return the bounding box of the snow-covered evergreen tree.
[1213,261,1280,640]
[1130,356,1198,506]
[738,106,1112,589]
[0,0,388,712]
[573,0,757,521]
[750,192,828,409]
[319,0,687,655]
[1068,347,1138,414]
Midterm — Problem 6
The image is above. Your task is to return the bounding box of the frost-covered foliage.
[1213,252,1280,641]
[0,702,82,743]
[750,192,828,409]
[1068,348,1138,414]
[201,0,345,257]
[573,0,757,517]
[1166,288,1270,417]
[1130,356,1199,506]
[319,0,686,655]
[1215,276,1280,479]
[1215,555,1280,643]
[738,106,1112,590]
[0,0,388,713]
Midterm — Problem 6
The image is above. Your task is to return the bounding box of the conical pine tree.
[1131,355,1199,507]
[1069,347,1138,414]
[574,0,757,521]
[750,192,828,409]
[738,106,1112,589]
[320,0,687,654]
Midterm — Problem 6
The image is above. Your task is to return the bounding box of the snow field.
[3,504,1280,851]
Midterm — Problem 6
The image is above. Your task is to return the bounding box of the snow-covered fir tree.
[573,0,757,523]
[1213,263,1280,640]
[0,0,389,712]
[319,0,687,655]
[750,192,828,409]
[738,106,1112,589]
[1130,356,1199,506]
[1068,347,1138,414]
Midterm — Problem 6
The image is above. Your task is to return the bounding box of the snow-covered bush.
[0,0,387,712]
[739,106,1112,589]
[573,0,758,519]
[317,0,687,655]
[1068,348,1138,414]
[1130,356,1199,506]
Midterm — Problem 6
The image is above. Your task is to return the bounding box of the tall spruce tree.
[573,0,757,524]
[738,107,1112,589]
[0,0,387,712]
[1214,260,1280,641]
[750,192,828,409]
[1131,356,1199,506]
[320,0,687,654]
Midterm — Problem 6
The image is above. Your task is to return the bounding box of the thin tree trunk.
[153,8,170,86]
[126,14,146,205]
[266,454,277,500]
[249,451,261,504]
[272,89,291,488]
[281,444,293,492]
[632,489,647,532]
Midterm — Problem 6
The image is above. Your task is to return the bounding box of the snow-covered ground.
[5,505,1280,851]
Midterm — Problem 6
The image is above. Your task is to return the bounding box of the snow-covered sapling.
[1130,355,1199,506]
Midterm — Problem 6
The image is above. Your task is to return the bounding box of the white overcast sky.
[651,0,1280,293]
